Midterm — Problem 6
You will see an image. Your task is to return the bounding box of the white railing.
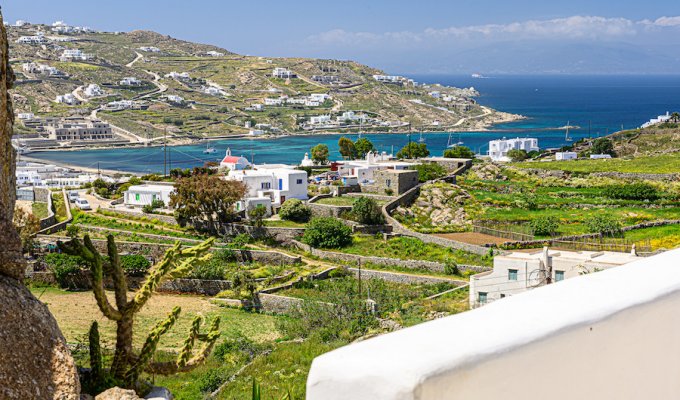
[307,248,680,400]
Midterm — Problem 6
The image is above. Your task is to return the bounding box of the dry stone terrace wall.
[217,223,305,243]
[348,268,466,285]
[308,202,352,218]
[291,240,489,274]
[34,187,56,230]
[104,208,178,225]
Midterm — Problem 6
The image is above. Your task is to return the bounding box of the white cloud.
[307,15,680,47]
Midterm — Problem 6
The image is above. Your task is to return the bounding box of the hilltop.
[8,22,520,143]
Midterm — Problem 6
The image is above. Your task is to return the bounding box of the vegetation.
[507,149,528,162]
[279,199,312,223]
[58,235,219,393]
[302,217,353,248]
[443,145,474,159]
[338,137,356,159]
[354,137,375,157]
[396,142,429,159]
[603,183,659,201]
[170,173,247,234]
[349,197,385,225]
[585,214,622,236]
[412,163,447,182]
[514,152,680,174]
[529,216,560,236]
[310,144,329,164]
[13,207,40,253]
[591,137,615,156]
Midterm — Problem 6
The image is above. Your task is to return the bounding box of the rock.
[0,13,80,399]
[95,387,141,400]
[145,386,174,400]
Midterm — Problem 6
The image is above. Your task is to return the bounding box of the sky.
[4,0,680,74]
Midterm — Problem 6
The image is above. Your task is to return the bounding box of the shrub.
[279,198,311,222]
[119,255,151,276]
[319,186,331,195]
[384,188,394,196]
[444,260,460,275]
[507,149,528,162]
[530,216,560,236]
[44,253,86,288]
[197,368,227,393]
[350,197,385,225]
[591,137,615,156]
[248,206,267,227]
[396,142,429,159]
[189,260,228,280]
[603,183,659,201]
[302,217,352,248]
[586,214,622,236]
[443,146,474,159]
[66,224,81,238]
[412,163,447,182]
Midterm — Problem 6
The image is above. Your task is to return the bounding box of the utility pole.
[163,128,167,177]
[407,122,412,159]
[97,162,100,178]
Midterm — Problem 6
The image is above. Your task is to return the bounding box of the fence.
[472,221,534,242]
[551,237,652,253]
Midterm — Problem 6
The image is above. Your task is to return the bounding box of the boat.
[447,133,464,148]
[418,132,426,143]
[203,142,216,154]
[565,121,572,142]
[471,73,485,79]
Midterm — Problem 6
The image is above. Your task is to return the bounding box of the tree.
[671,112,680,123]
[170,173,247,234]
[586,214,622,236]
[58,235,220,391]
[412,163,447,182]
[396,142,429,159]
[338,137,356,160]
[507,149,528,162]
[443,146,474,159]
[530,216,560,237]
[302,217,352,248]
[350,197,385,225]
[310,143,329,164]
[354,137,375,157]
[591,137,615,156]
[248,206,267,228]
[279,198,312,222]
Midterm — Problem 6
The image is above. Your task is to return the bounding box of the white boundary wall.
[307,248,680,400]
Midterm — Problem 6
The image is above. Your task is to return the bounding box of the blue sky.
[4,0,680,74]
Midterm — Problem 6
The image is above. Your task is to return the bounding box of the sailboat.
[203,141,216,154]
[565,121,572,142]
[447,133,464,148]
[418,131,426,143]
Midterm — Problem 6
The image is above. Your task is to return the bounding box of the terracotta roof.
[221,156,243,164]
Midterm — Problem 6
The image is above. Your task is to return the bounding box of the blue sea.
[28,75,680,173]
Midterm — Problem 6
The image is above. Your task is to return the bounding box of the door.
[278,178,283,190]
[280,196,286,204]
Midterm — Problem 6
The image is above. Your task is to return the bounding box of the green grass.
[263,219,307,228]
[51,192,68,222]
[314,196,356,206]
[624,224,680,250]
[72,210,204,240]
[514,153,680,174]
[32,202,49,220]
[336,234,491,266]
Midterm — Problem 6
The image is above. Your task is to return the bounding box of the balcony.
[307,248,680,399]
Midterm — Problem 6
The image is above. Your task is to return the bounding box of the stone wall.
[257,293,305,314]
[103,208,178,225]
[308,202,352,218]
[347,268,466,285]
[37,189,72,235]
[218,223,305,243]
[35,187,56,230]
[291,240,488,274]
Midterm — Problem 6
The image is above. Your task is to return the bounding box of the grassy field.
[51,192,68,222]
[624,224,680,250]
[32,202,49,220]
[514,153,680,174]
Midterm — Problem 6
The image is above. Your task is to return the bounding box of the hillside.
[9,23,520,142]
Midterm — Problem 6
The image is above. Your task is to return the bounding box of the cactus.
[58,234,221,387]
[88,321,103,385]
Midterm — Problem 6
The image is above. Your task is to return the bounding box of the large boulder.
[0,12,80,399]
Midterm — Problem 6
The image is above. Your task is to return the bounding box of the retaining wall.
[102,208,178,225]
[34,187,56,230]
[37,189,71,235]
[217,223,305,243]
[347,268,466,285]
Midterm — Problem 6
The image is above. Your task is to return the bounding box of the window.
[385,179,392,187]
[135,193,140,201]
[500,294,506,299]
[508,269,518,281]
[296,179,303,184]
[261,182,271,189]
[555,270,565,282]
[478,292,487,304]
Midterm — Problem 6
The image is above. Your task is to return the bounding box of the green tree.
[354,137,375,157]
[586,214,622,236]
[248,206,267,228]
[412,163,447,182]
[310,143,329,164]
[58,235,220,391]
[507,149,528,162]
[396,142,429,159]
[279,198,312,222]
[671,112,680,123]
[350,197,385,225]
[591,137,615,156]
[530,216,560,236]
[443,146,474,159]
[338,137,356,160]
[302,217,352,248]
[170,173,247,233]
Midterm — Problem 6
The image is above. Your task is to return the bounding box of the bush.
[412,163,447,182]
[66,224,80,238]
[384,188,394,196]
[443,146,474,159]
[444,260,460,275]
[248,206,267,227]
[586,214,622,236]
[279,199,311,222]
[350,197,385,225]
[507,149,528,162]
[603,183,659,201]
[302,217,352,248]
[197,367,227,393]
[189,260,228,280]
[44,253,85,288]
[119,255,151,276]
[530,216,560,236]
[396,142,429,159]
[591,137,615,156]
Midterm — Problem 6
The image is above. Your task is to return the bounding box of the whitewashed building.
[60,49,92,61]
[120,77,141,86]
[84,84,104,97]
[272,67,296,79]
[470,247,640,308]
[166,95,185,105]
[488,137,539,162]
[590,154,612,159]
[641,111,672,128]
[18,112,35,120]
[124,184,175,208]
[205,50,224,57]
[138,46,161,52]
[555,151,577,160]
[17,34,47,44]
[336,152,411,184]
[227,168,308,212]
[55,93,80,105]
[219,148,251,171]
[309,115,331,125]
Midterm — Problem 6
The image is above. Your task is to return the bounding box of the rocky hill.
[8,22,520,142]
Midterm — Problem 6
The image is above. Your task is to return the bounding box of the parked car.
[68,191,80,203]
[74,198,91,210]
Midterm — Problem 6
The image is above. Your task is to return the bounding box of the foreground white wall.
[307,248,680,400]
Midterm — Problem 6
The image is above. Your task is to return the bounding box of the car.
[68,191,80,203]
[74,198,92,210]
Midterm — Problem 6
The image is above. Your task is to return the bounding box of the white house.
[264,98,284,106]
[488,137,539,162]
[166,95,185,105]
[309,115,331,125]
[60,49,92,61]
[83,84,104,97]
[590,154,612,159]
[555,151,577,161]
[18,112,35,120]
[428,91,441,99]
[17,35,47,45]
[138,46,161,52]
[309,93,330,102]
[300,153,314,167]
[55,93,79,105]
[120,77,141,86]
[227,168,308,211]
[249,129,264,136]
[272,67,296,79]
[219,148,251,171]
[470,247,640,308]
[205,50,224,57]
[337,111,365,123]
[124,184,175,208]
[14,20,28,27]
[336,152,412,184]
[165,71,190,80]
[641,111,672,128]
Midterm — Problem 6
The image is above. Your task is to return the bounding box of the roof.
[126,184,175,194]
[221,155,247,164]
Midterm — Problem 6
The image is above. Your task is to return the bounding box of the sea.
[28,75,680,174]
